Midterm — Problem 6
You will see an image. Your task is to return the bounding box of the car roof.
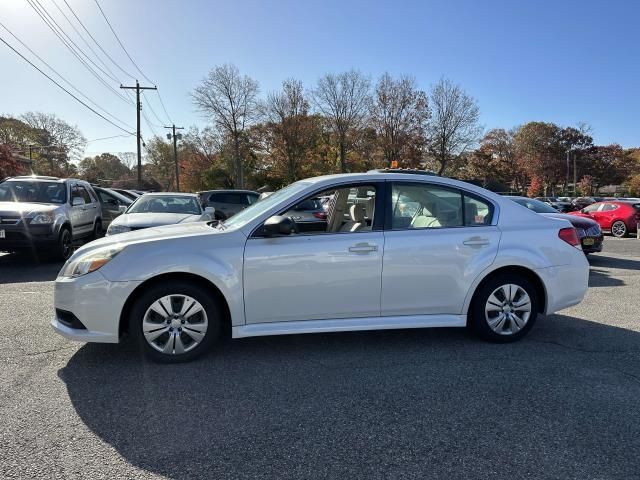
[6,175,65,183]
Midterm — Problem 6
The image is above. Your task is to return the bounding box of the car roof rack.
[368,168,439,176]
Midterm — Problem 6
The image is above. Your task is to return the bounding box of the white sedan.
[52,172,589,362]
[106,192,214,236]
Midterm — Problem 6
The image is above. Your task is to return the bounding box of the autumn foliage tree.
[0,144,25,178]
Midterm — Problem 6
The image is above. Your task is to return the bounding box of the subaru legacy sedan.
[52,172,589,363]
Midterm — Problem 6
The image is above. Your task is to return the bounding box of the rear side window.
[390,183,493,229]
[601,203,618,211]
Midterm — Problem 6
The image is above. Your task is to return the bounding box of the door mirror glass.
[72,196,85,206]
[263,215,298,236]
[204,206,215,215]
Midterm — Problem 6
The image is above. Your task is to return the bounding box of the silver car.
[106,192,214,236]
[0,176,103,259]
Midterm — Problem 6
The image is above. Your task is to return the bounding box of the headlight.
[60,245,123,278]
[30,212,55,224]
[106,224,131,236]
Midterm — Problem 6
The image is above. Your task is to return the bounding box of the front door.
[381,182,501,316]
[243,182,383,324]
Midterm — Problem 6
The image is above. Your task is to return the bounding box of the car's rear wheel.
[611,220,627,238]
[130,281,220,363]
[469,273,539,342]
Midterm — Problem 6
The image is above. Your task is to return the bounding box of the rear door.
[598,203,619,230]
[69,184,94,235]
[381,181,501,316]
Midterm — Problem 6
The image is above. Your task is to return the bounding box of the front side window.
[391,183,492,229]
[277,184,378,235]
[583,204,601,213]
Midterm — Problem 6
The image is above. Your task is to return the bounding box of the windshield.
[510,197,558,213]
[127,195,202,215]
[223,182,310,228]
[0,181,67,204]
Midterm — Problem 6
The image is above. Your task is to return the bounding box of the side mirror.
[204,206,215,215]
[118,205,127,214]
[72,197,85,206]
[263,215,298,236]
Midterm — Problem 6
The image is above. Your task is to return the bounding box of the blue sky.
[1,0,638,157]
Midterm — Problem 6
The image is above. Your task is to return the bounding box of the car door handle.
[463,236,490,246]
[348,243,378,253]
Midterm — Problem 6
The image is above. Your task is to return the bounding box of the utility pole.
[164,125,184,191]
[565,150,570,194]
[120,80,157,189]
[573,154,577,196]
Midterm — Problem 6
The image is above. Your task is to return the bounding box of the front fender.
[99,233,246,326]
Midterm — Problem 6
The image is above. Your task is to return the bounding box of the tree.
[580,144,637,190]
[370,73,429,167]
[20,112,86,176]
[527,176,543,197]
[626,174,640,196]
[311,70,371,172]
[78,153,132,184]
[144,136,176,190]
[181,126,236,191]
[262,79,323,183]
[474,128,525,190]
[514,122,564,195]
[426,78,481,175]
[191,64,260,188]
[0,144,25,178]
[577,175,594,196]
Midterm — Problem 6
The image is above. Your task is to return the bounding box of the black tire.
[56,228,74,261]
[468,273,539,343]
[92,219,103,239]
[130,281,221,363]
[611,220,627,238]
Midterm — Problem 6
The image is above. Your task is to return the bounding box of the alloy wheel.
[142,294,208,355]
[611,221,626,238]
[484,284,532,335]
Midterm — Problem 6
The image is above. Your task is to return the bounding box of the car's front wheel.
[130,281,221,363]
[611,220,627,238]
[56,228,73,261]
[469,273,539,342]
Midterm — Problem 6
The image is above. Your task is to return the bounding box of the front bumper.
[0,223,57,250]
[51,270,142,343]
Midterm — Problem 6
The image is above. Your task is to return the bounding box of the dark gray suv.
[0,176,103,259]
[198,189,259,220]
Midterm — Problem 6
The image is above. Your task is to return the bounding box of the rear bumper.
[581,234,603,253]
[52,271,142,344]
[536,251,590,314]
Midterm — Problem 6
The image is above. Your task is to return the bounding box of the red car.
[569,201,640,237]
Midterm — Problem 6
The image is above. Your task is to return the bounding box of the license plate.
[583,237,595,246]
[0,229,5,239]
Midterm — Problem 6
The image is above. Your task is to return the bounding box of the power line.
[49,0,122,84]
[26,0,133,105]
[0,21,134,131]
[93,0,155,85]
[0,34,133,135]
[141,91,165,127]
[61,0,136,81]
[156,90,173,124]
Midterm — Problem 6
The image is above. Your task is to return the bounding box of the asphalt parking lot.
[0,239,639,479]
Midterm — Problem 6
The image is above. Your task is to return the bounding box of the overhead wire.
[25,0,133,105]
[0,34,133,134]
[0,20,134,131]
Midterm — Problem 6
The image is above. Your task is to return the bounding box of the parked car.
[111,188,141,201]
[572,196,596,210]
[569,200,640,237]
[534,196,574,213]
[52,171,589,363]
[0,176,102,259]
[106,193,214,236]
[198,189,260,220]
[282,197,328,232]
[93,187,133,230]
[508,196,603,253]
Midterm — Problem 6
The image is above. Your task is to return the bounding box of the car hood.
[0,201,59,215]
[71,221,227,257]
[111,212,202,228]
[541,212,597,228]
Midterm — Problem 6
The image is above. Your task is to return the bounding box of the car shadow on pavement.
[588,254,640,271]
[58,316,640,479]
[0,252,63,284]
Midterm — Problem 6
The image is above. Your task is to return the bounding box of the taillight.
[558,227,581,248]
[313,212,327,220]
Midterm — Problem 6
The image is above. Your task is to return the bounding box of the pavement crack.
[530,339,640,354]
